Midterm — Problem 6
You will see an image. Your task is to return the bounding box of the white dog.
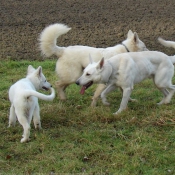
[39,23,148,101]
[9,65,55,143]
[158,37,175,49]
[76,51,175,115]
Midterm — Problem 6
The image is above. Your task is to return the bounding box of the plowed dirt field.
[1,0,175,60]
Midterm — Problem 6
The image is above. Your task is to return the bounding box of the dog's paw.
[34,123,42,130]
[8,123,16,127]
[91,101,97,107]
[102,101,110,106]
[157,100,170,105]
[102,98,110,106]
[113,108,123,115]
[129,98,138,102]
[21,137,30,143]
[157,100,165,105]
[157,102,162,105]
[36,126,42,130]
[104,102,110,106]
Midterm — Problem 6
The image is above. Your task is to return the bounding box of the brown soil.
[1,0,175,60]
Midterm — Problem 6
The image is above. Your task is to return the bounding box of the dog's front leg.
[114,87,132,115]
[33,104,42,129]
[8,104,17,127]
[101,84,117,106]
[91,84,107,107]
[55,81,69,100]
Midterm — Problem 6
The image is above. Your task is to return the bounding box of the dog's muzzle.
[76,81,80,85]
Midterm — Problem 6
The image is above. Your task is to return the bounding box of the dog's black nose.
[76,81,79,85]
[51,85,52,87]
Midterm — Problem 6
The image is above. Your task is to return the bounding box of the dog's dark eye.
[86,73,90,76]
[45,80,47,82]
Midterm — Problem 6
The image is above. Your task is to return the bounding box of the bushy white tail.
[158,37,175,49]
[24,88,55,101]
[39,23,71,57]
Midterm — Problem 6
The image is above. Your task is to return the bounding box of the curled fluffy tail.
[158,37,175,64]
[39,23,71,57]
[25,88,55,101]
[158,37,175,49]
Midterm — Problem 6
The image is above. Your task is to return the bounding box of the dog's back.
[108,51,172,84]
[9,78,37,110]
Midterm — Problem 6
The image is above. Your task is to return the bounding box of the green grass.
[1,59,175,174]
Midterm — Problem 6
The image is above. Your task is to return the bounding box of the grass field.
[1,59,175,174]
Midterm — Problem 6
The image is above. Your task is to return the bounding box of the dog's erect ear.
[97,57,104,70]
[27,65,35,74]
[133,32,139,43]
[127,30,134,38]
[36,66,43,77]
[89,54,94,64]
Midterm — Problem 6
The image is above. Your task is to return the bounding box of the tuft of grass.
[1,60,175,174]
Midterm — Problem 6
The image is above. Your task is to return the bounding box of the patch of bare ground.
[1,0,175,60]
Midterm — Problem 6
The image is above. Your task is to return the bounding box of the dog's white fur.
[39,23,148,101]
[158,37,175,49]
[9,65,55,143]
[76,51,175,115]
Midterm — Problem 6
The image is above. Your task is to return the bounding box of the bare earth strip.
[1,0,175,60]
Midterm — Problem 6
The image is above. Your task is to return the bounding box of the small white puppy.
[9,65,55,143]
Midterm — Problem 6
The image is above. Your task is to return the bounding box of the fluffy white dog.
[9,65,55,143]
[76,51,175,115]
[39,23,148,101]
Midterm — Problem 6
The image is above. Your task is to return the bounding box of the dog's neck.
[100,61,113,84]
[121,43,130,52]
[26,76,38,90]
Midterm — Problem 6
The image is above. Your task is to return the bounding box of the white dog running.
[39,23,148,101]
[9,65,55,143]
[76,51,175,115]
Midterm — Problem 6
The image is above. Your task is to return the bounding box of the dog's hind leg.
[114,87,132,115]
[18,118,31,143]
[157,88,169,105]
[91,84,107,107]
[16,110,31,143]
[55,81,68,100]
[33,104,41,130]
[101,84,117,106]
[154,70,175,104]
[163,85,175,104]
[119,87,137,102]
[9,104,17,127]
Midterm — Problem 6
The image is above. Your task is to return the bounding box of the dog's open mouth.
[42,86,49,91]
[80,81,93,95]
